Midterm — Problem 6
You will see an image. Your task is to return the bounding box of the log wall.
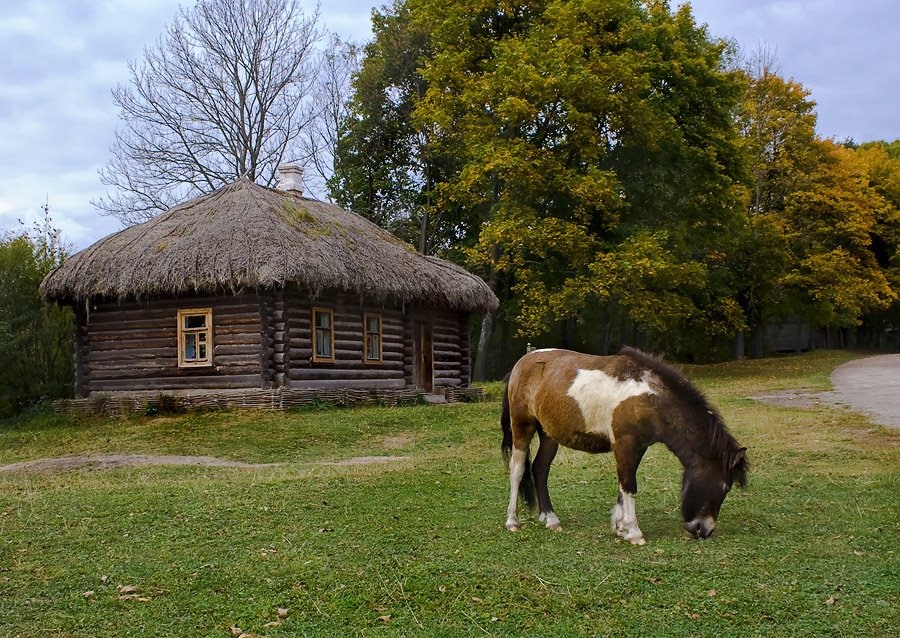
[80,293,262,394]
[75,286,474,397]
[285,288,408,390]
[429,309,469,390]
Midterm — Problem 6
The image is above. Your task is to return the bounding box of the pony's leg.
[506,444,528,531]
[612,438,648,545]
[532,431,561,531]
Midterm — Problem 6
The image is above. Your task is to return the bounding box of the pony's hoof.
[547,523,563,532]
[629,536,646,545]
[506,522,520,532]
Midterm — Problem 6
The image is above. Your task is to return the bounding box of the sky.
[1,0,898,251]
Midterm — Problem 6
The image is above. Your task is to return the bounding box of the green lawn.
[1,351,897,637]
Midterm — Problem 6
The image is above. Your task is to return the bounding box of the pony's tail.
[501,378,537,511]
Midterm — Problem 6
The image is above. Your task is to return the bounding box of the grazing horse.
[501,347,747,544]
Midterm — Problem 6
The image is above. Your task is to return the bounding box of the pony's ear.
[730,447,748,487]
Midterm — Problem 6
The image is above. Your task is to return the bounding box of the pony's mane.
[620,347,747,486]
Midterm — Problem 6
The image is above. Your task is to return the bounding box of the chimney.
[276,163,304,194]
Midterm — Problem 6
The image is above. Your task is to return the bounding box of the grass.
[0,351,897,637]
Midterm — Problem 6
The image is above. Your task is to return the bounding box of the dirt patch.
[380,434,422,449]
[323,456,406,466]
[0,452,410,474]
[749,390,836,410]
[0,454,277,474]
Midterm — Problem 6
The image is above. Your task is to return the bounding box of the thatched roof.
[41,179,498,312]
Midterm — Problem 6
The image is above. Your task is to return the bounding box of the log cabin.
[40,167,498,402]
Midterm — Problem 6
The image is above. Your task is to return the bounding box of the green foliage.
[334,2,900,364]
[782,142,898,326]
[0,215,73,417]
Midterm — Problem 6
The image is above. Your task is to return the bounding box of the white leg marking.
[611,500,626,534]
[539,511,562,531]
[614,486,645,545]
[506,448,527,531]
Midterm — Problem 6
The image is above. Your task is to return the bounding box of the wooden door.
[414,320,434,392]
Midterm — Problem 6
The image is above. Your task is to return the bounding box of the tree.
[302,34,360,198]
[96,0,321,224]
[783,141,897,329]
[330,1,463,254]
[414,0,748,368]
[727,51,819,356]
[0,206,73,417]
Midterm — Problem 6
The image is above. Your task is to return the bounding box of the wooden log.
[90,375,263,391]
[288,368,404,381]
[286,378,406,390]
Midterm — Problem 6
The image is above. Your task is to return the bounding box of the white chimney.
[276,163,304,194]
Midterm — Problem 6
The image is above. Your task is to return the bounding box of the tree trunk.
[731,331,745,360]
[751,325,765,358]
[472,311,495,381]
[472,245,502,381]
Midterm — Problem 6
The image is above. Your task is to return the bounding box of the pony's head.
[680,448,748,538]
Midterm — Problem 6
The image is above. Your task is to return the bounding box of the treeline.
[328,0,900,375]
[0,212,73,417]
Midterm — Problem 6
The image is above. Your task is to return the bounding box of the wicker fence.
[53,386,485,417]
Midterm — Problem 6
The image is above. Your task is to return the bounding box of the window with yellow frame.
[312,307,335,362]
[177,308,213,367]
[364,313,383,364]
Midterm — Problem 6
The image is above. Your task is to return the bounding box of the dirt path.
[0,453,407,474]
[825,354,900,428]
[753,353,900,429]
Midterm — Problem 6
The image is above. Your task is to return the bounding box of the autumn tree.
[96,0,321,224]
[727,51,819,356]
[411,0,748,369]
[782,141,898,334]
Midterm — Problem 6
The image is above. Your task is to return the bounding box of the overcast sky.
[1,0,897,251]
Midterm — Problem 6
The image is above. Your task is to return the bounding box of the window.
[364,314,383,364]
[312,307,335,362]
[177,308,213,367]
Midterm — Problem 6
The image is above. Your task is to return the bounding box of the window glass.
[184,315,207,329]
[313,308,334,361]
[364,314,382,362]
[184,333,197,360]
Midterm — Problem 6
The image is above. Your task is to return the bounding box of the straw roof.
[41,179,498,312]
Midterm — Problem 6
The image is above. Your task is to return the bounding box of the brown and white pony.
[502,347,747,544]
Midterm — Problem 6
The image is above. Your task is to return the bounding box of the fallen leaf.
[472,596,483,603]
[117,585,138,594]
[229,625,243,637]
[491,616,499,622]
[645,577,661,585]
[825,597,836,605]
[686,612,701,620]
[263,621,281,628]
[82,590,94,598]
[377,615,392,623]
[99,575,109,583]
[438,585,447,593]
[708,589,717,597]
[276,607,289,619]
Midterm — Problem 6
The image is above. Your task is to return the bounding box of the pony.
[501,347,747,544]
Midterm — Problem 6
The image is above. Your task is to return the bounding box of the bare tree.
[96,0,321,225]
[301,34,359,199]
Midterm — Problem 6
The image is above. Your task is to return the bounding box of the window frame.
[312,306,336,363]
[363,313,383,364]
[177,308,213,368]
